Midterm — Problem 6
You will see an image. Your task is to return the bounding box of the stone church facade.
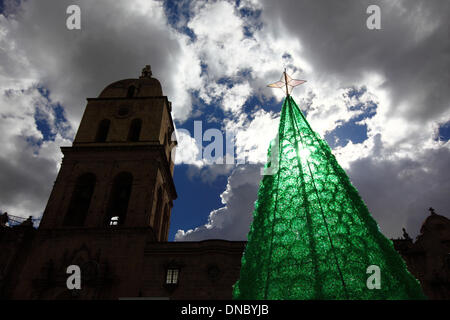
[393,209,450,300]
[0,66,448,299]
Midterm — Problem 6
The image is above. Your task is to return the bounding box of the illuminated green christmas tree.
[232,71,424,299]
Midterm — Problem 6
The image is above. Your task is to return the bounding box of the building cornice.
[60,144,177,199]
[144,240,247,255]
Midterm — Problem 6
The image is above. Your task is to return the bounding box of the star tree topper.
[267,69,306,96]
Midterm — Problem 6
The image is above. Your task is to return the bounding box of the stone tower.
[40,65,177,241]
[8,66,179,299]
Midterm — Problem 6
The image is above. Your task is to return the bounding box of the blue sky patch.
[33,86,71,143]
[347,86,367,99]
[163,0,196,40]
[325,90,377,148]
[436,121,450,142]
[325,121,368,148]
[169,164,228,240]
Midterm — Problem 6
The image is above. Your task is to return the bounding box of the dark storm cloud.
[261,0,449,122]
[0,136,55,216]
[6,0,185,124]
[349,141,450,238]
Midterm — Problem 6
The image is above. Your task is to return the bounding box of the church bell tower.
[39,65,177,242]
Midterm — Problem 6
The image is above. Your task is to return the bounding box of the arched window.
[95,119,110,142]
[127,118,142,142]
[153,187,163,236]
[160,204,169,241]
[64,173,96,226]
[127,85,136,98]
[105,172,133,226]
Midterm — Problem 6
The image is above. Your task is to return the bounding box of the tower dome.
[98,65,163,98]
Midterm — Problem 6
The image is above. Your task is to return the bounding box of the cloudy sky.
[0,0,448,241]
